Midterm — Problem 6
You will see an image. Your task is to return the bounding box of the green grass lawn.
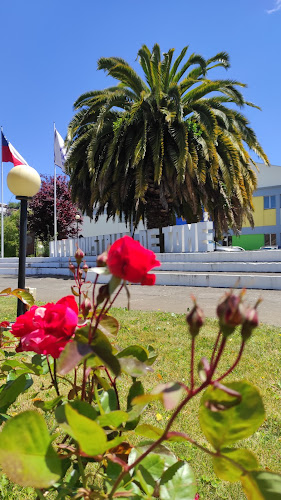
[0,296,281,499]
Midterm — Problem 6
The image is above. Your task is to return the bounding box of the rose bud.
[68,260,75,274]
[186,301,204,337]
[82,261,88,273]
[75,248,85,265]
[81,297,92,318]
[217,292,245,336]
[97,249,109,267]
[241,306,259,341]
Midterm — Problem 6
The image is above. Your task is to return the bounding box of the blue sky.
[1,0,280,203]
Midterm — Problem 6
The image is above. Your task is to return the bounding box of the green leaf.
[0,288,35,306]
[140,454,166,481]
[33,396,63,412]
[100,389,118,413]
[159,461,197,500]
[136,466,155,496]
[117,345,149,362]
[91,267,110,275]
[135,423,163,440]
[128,442,177,471]
[99,313,120,337]
[152,382,184,410]
[241,470,281,499]
[97,410,128,428]
[65,404,107,456]
[126,381,145,430]
[133,382,183,410]
[199,381,265,450]
[91,330,121,377]
[108,275,121,295]
[55,400,98,424]
[119,356,151,377]
[0,374,28,412]
[0,411,61,488]
[57,341,92,375]
[213,448,259,482]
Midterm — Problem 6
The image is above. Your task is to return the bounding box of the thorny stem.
[88,298,110,344]
[108,380,210,498]
[81,360,87,401]
[210,330,222,367]
[104,284,124,314]
[190,336,195,391]
[53,359,60,396]
[74,367,78,396]
[92,274,99,317]
[210,336,227,376]
[166,432,247,475]
[35,489,45,500]
[109,332,241,498]
[46,355,59,396]
[215,341,245,383]
[105,367,120,410]
[76,448,87,488]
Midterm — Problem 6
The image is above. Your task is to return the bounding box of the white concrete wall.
[50,221,214,257]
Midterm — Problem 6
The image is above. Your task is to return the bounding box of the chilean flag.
[1,132,28,166]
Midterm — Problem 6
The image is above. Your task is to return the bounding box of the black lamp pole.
[17,197,28,317]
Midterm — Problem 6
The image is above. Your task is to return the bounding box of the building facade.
[232,163,281,249]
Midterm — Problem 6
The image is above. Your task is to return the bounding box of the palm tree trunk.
[145,184,175,252]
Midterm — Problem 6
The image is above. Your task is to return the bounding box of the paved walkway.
[1,275,281,327]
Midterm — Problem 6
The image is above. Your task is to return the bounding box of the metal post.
[17,197,28,316]
[1,127,4,258]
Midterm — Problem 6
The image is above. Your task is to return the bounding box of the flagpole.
[54,123,57,258]
[1,127,4,259]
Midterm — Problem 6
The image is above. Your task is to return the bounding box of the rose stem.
[190,336,195,391]
[104,283,124,314]
[214,341,245,383]
[210,330,222,367]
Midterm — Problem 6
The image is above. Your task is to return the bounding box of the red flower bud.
[81,297,92,318]
[217,292,245,336]
[0,321,10,329]
[75,248,85,265]
[82,261,88,273]
[186,301,204,337]
[241,306,259,341]
[97,249,108,267]
[68,261,75,274]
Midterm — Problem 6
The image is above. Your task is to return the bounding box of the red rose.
[107,236,161,285]
[11,296,78,358]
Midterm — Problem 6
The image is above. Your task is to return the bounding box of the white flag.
[54,129,66,171]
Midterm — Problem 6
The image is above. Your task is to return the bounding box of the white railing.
[49,221,214,257]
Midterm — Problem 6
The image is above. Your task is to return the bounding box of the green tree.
[1,210,20,257]
[66,44,268,235]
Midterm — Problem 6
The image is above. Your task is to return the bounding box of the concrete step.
[87,269,281,290]
[153,271,281,290]
[159,261,281,273]
[158,250,281,263]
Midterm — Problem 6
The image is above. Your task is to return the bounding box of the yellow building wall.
[243,196,276,228]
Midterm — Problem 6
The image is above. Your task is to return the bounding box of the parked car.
[259,246,279,250]
[215,244,245,252]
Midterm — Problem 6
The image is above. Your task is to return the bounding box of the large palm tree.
[66,44,269,237]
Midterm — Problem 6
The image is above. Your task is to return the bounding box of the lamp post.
[7,165,41,316]
[75,213,80,243]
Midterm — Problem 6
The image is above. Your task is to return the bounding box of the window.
[264,196,276,209]
[265,233,276,246]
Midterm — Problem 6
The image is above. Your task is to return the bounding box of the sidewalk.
[0,275,280,327]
